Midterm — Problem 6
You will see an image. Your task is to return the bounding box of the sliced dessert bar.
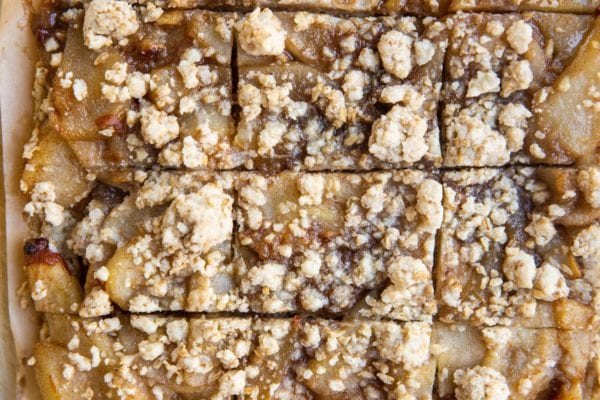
[233,170,442,319]
[37,4,239,172]
[101,171,238,314]
[236,9,447,171]
[433,322,600,399]
[436,167,600,328]
[442,13,598,167]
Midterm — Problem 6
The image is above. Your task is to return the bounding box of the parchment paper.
[1,0,42,398]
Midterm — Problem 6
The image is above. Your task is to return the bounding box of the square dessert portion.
[22,170,237,316]
[233,170,442,319]
[433,323,600,399]
[34,314,435,399]
[236,9,447,171]
[436,167,600,328]
[97,171,240,314]
[36,2,240,172]
[448,0,600,13]
[442,12,599,167]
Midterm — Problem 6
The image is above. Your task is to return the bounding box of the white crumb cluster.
[238,8,286,56]
[454,366,510,400]
[83,0,139,50]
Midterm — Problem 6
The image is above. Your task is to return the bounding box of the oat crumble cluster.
[19,0,600,398]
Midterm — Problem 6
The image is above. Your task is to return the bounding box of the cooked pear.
[536,18,600,161]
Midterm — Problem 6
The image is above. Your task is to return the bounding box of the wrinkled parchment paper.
[1,0,42,398]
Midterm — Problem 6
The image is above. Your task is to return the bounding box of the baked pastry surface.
[19,0,600,398]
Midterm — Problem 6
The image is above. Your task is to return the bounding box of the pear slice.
[21,124,93,208]
[536,18,600,161]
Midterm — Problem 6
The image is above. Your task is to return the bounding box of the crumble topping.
[83,0,139,50]
[79,288,112,317]
[377,30,414,79]
[444,113,510,166]
[298,174,324,206]
[466,71,500,98]
[24,182,66,227]
[502,247,536,289]
[524,213,556,247]
[532,262,569,301]
[454,366,510,400]
[572,224,600,260]
[139,102,180,148]
[505,20,532,55]
[369,105,428,163]
[500,60,533,97]
[578,167,600,208]
[160,184,233,254]
[72,79,88,101]
[238,8,286,56]
[31,280,48,302]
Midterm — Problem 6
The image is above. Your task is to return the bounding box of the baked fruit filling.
[236,10,447,171]
[18,1,600,399]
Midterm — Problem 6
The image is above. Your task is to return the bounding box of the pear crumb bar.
[437,168,600,328]
[233,170,441,318]
[33,314,435,399]
[236,10,447,171]
[32,4,239,172]
[442,13,599,167]
[433,322,600,399]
